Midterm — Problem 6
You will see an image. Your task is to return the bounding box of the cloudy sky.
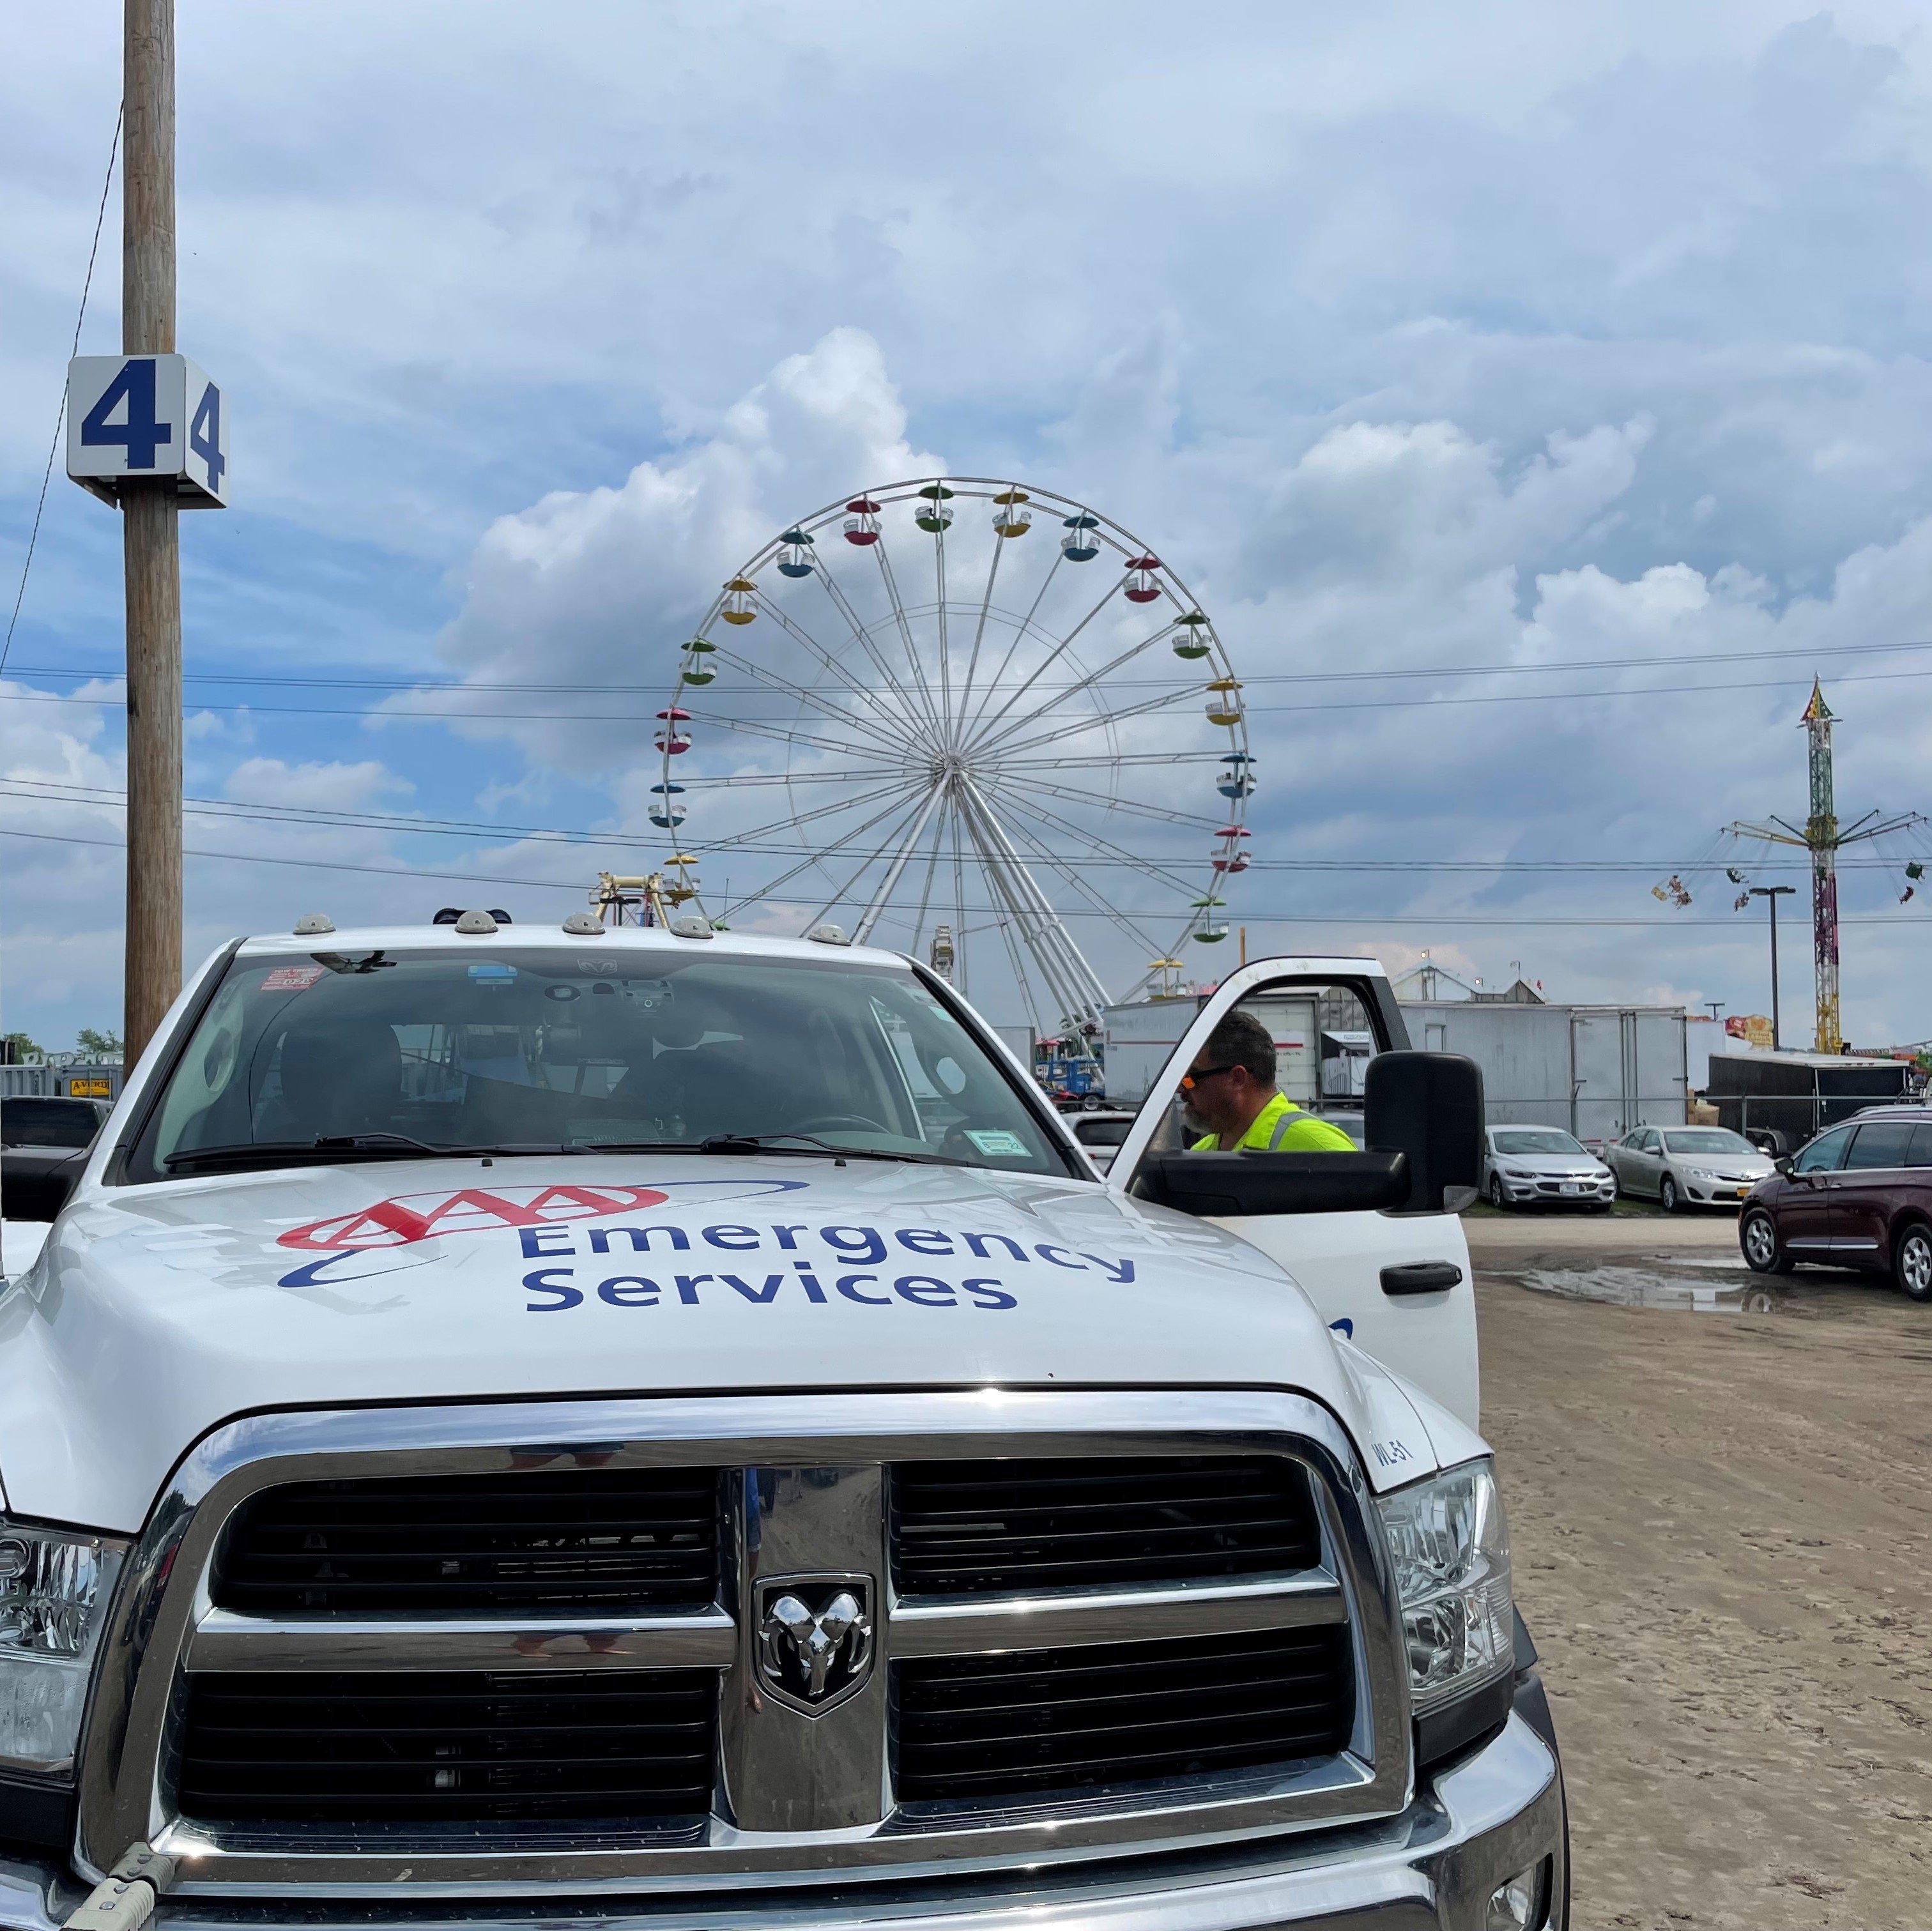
[7,1,1932,1055]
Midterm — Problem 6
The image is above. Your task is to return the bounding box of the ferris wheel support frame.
[853,781,947,944]
[955,773,1112,1028]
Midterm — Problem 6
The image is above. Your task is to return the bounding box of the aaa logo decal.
[279,1184,672,1253]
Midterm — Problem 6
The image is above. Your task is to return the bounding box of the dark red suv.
[1739,1106,1932,1299]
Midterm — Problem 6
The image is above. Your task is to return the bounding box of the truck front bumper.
[0,1710,1563,1931]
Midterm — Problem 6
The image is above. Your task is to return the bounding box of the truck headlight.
[0,1520,126,1776]
[1377,1459,1513,1714]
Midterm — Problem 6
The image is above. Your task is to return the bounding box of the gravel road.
[1472,1219,1931,1928]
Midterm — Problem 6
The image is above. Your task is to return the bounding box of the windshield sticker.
[468,963,518,982]
[962,1129,1029,1158]
[261,965,326,992]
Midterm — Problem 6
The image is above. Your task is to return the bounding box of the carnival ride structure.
[641,478,1253,1049]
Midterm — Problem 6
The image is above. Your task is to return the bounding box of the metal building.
[1098,988,1688,1140]
[1,1060,123,1102]
[1400,1001,1687,1141]
[1103,994,1342,1109]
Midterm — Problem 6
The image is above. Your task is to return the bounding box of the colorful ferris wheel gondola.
[843,497,882,545]
[655,705,692,755]
[1218,752,1256,800]
[776,528,816,578]
[1212,824,1252,875]
[1190,892,1229,943]
[991,489,1032,538]
[1171,611,1211,659]
[721,577,758,625]
[662,852,702,906]
[648,782,687,829]
[1124,554,1163,603]
[1205,678,1244,728]
[677,637,716,686]
[914,483,955,533]
[1149,955,1187,996]
[1061,512,1101,561]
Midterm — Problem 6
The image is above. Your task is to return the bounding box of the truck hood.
[0,1155,1438,1533]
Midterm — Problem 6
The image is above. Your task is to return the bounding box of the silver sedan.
[1604,1125,1775,1212]
[1481,1126,1616,1212]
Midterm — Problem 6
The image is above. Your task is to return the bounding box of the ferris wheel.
[650,477,1255,1041]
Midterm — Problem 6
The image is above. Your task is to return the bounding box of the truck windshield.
[132,948,1072,1181]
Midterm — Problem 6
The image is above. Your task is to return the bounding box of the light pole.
[1748,885,1797,1051]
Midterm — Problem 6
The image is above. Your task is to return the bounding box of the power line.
[7,777,1930,873]
[14,659,1932,728]
[8,635,1932,697]
[3,823,1929,929]
[1,107,121,678]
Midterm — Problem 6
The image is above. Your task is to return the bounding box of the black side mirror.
[1135,1149,1409,1217]
[1775,1156,1792,1175]
[1365,1051,1485,1213]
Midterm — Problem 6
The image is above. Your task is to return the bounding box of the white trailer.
[1103,995,1318,1107]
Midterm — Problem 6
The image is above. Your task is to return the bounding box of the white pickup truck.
[0,919,1567,1931]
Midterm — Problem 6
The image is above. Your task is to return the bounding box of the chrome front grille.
[213,1467,721,1614]
[891,1456,1325,1595]
[894,1625,1355,1803]
[177,1668,718,1826]
[78,1392,1410,1895]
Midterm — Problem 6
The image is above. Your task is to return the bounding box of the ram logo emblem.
[754,1575,875,1714]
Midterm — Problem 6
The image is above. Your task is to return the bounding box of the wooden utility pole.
[122,0,182,1064]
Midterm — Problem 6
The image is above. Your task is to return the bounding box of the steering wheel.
[785,1112,891,1138]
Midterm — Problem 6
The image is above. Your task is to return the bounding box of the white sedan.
[1480,1126,1616,1212]
[1604,1125,1775,1212]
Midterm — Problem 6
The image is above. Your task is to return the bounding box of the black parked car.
[1,1095,111,1221]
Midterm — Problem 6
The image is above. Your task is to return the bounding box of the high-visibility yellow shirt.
[1191,1092,1357,1154]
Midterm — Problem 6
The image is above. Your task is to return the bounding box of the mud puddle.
[1513,1262,1787,1312]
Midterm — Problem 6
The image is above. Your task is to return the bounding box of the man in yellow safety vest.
[1183,1008,1357,1153]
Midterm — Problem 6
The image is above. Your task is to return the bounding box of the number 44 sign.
[66,354,229,508]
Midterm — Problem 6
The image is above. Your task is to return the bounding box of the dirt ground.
[1470,1221,1932,1930]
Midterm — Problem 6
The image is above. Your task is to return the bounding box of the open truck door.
[1105,958,1487,1429]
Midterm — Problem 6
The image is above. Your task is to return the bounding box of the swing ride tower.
[1726,681,1922,1055]
[1801,682,1841,1054]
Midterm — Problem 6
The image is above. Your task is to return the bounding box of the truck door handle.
[1381,1260,1463,1296]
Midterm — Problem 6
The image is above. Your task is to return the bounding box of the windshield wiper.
[698,1133,948,1164]
[161,1136,582,1173]
[313,1132,585,1157]
[581,1133,944,1164]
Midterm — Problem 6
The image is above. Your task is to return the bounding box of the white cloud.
[223,757,410,814]
[413,328,942,770]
